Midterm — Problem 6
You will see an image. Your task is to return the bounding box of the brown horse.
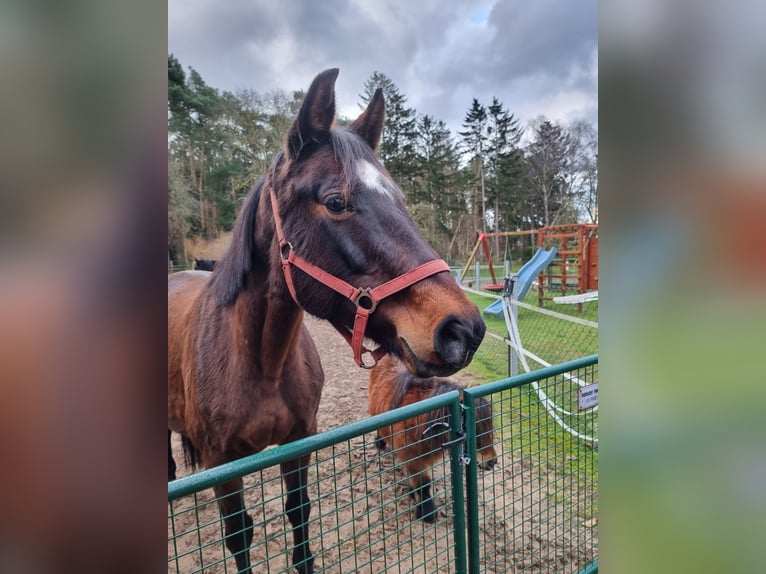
[168,69,485,574]
[369,355,497,523]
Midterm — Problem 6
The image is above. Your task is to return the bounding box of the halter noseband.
[268,179,449,369]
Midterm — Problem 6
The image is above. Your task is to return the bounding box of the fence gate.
[168,356,598,573]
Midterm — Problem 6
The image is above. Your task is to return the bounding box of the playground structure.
[460,224,598,307]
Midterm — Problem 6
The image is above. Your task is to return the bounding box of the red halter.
[269,188,450,368]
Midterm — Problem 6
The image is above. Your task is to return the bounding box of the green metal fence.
[168,356,598,573]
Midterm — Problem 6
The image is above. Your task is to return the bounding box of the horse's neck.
[232,275,304,378]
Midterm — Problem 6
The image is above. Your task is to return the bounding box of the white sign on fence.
[578,383,598,410]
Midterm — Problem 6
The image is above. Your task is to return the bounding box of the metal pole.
[510,285,519,378]
[462,394,481,574]
[474,261,481,290]
[448,400,468,574]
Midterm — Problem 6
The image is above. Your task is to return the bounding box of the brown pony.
[369,355,497,523]
[168,69,485,574]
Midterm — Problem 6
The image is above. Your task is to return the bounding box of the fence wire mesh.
[168,357,598,574]
[464,359,599,573]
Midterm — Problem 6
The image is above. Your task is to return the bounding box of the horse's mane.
[391,371,460,411]
[207,178,265,307]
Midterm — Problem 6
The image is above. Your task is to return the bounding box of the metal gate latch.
[441,428,466,449]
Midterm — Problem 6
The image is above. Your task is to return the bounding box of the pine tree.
[458,99,488,233]
[485,98,523,232]
[359,71,418,200]
[524,118,573,227]
[411,114,465,252]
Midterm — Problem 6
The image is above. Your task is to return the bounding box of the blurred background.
[600,1,766,572]
[0,1,165,572]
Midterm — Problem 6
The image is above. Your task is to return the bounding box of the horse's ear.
[350,88,385,151]
[285,68,339,160]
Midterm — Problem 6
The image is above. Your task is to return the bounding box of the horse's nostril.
[434,317,473,367]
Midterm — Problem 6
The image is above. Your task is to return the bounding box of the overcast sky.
[168,0,597,135]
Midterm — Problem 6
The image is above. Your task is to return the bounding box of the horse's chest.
[230,378,321,451]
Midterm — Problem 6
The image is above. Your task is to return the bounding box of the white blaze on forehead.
[356,160,402,200]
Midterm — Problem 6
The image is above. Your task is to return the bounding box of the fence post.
[461,391,481,574]
[448,399,469,574]
[474,261,481,290]
[509,297,519,378]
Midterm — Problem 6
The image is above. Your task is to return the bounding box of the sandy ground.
[169,316,597,573]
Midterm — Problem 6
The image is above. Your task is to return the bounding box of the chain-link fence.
[459,283,598,379]
[168,356,598,573]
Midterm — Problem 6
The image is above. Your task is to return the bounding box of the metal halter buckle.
[280,241,293,261]
[355,288,378,313]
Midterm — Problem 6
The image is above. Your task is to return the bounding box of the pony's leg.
[407,464,436,523]
[281,455,314,574]
[168,430,176,481]
[374,432,387,451]
[214,478,254,574]
[375,425,393,451]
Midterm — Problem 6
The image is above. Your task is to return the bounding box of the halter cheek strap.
[269,188,450,368]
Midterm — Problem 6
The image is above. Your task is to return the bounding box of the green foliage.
[167,55,301,252]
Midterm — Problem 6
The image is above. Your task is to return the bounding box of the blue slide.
[483,247,557,317]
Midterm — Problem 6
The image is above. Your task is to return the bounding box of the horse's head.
[267,68,485,377]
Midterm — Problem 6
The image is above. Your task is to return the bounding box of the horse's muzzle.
[433,314,486,370]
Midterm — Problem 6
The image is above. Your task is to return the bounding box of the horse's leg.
[281,454,314,574]
[168,430,176,481]
[214,477,254,574]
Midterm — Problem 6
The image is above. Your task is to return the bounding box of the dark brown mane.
[207,178,265,307]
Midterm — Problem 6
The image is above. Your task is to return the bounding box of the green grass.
[491,381,599,481]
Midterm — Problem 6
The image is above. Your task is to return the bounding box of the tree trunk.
[198,142,206,236]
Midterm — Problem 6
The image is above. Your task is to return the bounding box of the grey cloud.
[168,0,597,131]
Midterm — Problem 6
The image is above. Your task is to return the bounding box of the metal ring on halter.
[355,288,378,313]
[358,350,378,369]
[280,241,293,261]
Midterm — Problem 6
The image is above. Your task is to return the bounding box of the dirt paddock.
[169,315,597,573]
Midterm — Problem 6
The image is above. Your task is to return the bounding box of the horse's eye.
[324,196,348,214]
